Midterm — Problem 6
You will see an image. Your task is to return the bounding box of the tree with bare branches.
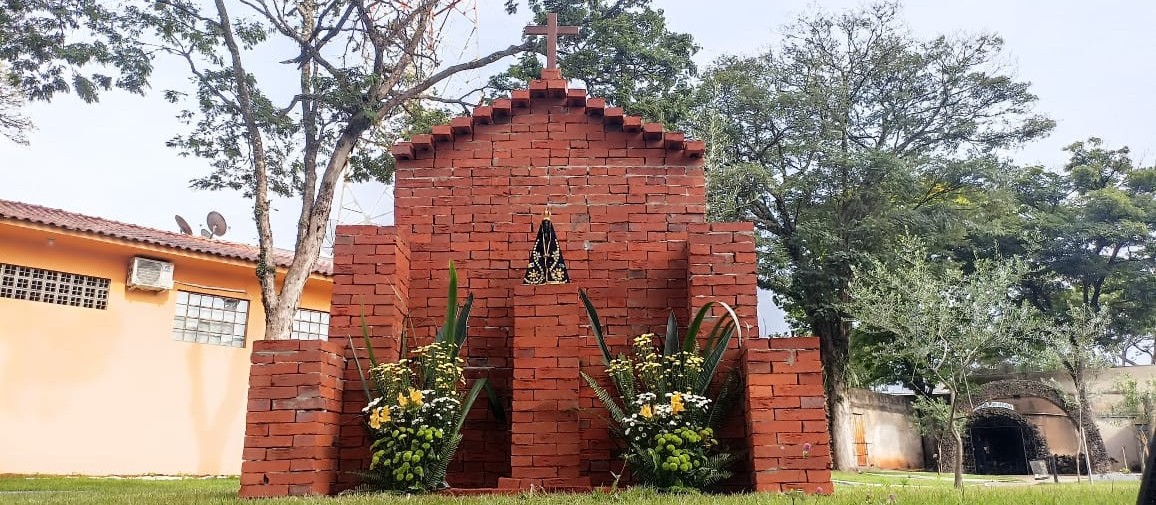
[135,0,536,340]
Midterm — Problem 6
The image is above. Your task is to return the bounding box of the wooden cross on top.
[523,12,580,70]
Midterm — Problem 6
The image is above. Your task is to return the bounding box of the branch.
[376,40,534,119]
[416,94,475,114]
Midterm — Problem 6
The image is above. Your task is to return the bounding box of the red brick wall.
[240,340,344,497]
[239,73,831,496]
[383,81,710,488]
[744,337,833,494]
[504,284,589,490]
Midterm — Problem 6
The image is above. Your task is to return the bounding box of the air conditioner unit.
[128,257,175,291]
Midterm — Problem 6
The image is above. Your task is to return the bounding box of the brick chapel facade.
[236,67,833,497]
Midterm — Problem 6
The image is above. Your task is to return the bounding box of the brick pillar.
[327,224,410,492]
[499,283,591,491]
[744,337,832,494]
[686,221,761,491]
[687,222,759,338]
[328,224,410,352]
[239,340,345,497]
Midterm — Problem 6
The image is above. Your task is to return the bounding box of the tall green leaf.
[683,302,715,352]
[580,288,613,365]
[663,311,680,356]
[441,260,459,346]
[451,293,474,359]
[482,379,506,422]
[347,335,373,401]
[454,378,488,436]
[696,302,741,396]
[359,307,379,368]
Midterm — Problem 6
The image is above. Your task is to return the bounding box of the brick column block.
[329,224,410,356]
[500,283,591,491]
[743,337,832,494]
[240,340,345,498]
[327,225,411,492]
[687,222,759,344]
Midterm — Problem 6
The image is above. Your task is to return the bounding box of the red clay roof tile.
[0,199,333,276]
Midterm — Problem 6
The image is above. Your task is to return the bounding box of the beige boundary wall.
[0,220,332,475]
[847,389,925,470]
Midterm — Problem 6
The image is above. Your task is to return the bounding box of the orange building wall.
[0,221,332,475]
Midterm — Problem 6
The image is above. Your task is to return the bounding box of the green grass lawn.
[0,475,1139,505]
[833,469,1023,488]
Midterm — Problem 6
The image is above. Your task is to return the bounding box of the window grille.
[290,308,331,340]
[0,263,110,309]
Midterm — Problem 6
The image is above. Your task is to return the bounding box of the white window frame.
[291,307,331,340]
[172,291,249,347]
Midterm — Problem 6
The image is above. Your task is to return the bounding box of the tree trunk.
[942,389,963,489]
[1073,376,1110,473]
[816,317,856,470]
[1139,427,1149,473]
[1079,423,1093,482]
[951,424,963,489]
[265,300,295,342]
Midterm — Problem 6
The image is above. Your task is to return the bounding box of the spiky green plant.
[348,261,496,493]
[578,289,742,490]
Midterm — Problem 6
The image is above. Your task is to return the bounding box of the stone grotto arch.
[957,379,1109,473]
[963,407,1049,475]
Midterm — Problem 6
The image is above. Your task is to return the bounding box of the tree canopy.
[689,1,1052,469]
[1,0,151,102]
[1015,138,1156,364]
[847,236,1037,487]
[488,0,698,125]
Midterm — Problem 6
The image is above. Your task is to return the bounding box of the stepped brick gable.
[238,68,832,497]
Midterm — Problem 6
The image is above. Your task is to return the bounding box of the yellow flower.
[369,406,391,429]
[397,392,409,408]
[639,404,654,419]
[409,389,424,406]
[670,393,685,415]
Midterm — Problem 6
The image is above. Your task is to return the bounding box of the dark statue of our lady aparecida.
[522,212,569,285]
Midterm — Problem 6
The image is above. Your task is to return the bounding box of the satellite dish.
[206,211,228,237]
[200,229,213,238]
[175,215,193,235]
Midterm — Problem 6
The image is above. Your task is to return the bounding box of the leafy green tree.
[0,63,33,144]
[846,329,937,397]
[488,0,698,124]
[1016,139,1156,365]
[1037,305,1114,474]
[847,237,1037,488]
[0,0,152,102]
[132,0,536,341]
[687,1,1052,468]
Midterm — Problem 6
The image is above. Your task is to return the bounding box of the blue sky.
[2,0,1154,334]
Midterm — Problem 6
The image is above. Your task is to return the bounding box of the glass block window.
[0,263,110,309]
[291,308,331,340]
[172,291,249,347]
